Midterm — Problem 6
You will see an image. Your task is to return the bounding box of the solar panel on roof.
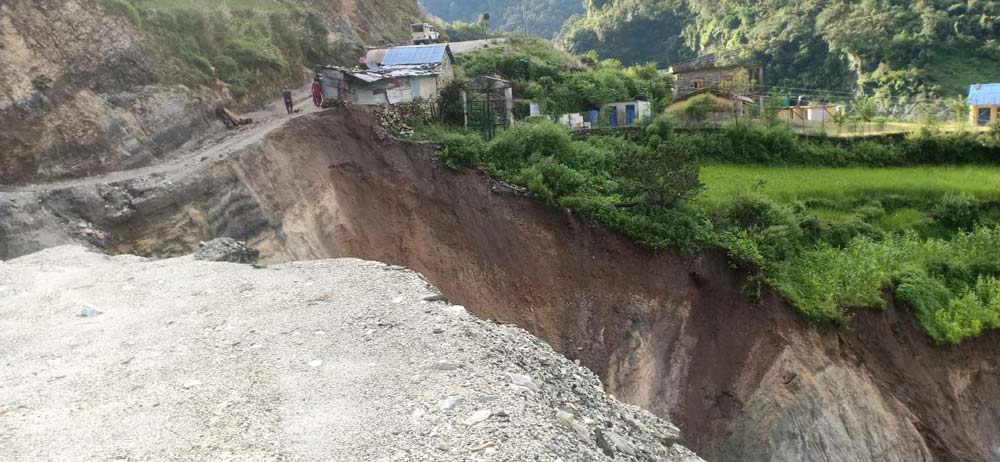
[381,45,448,67]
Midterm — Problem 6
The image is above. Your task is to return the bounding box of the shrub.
[933,193,978,230]
[30,74,52,91]
[438,132,485,170]
[925,276,1000,343]
[644,112,676,142]
[102,0,141,26]
[613,139,702,209]
[486,120,575,173]
[516,157,586,204]
[773,227,1000,340]
[682,94,718,126]
[895,267,954,340]
[772,236,914,322]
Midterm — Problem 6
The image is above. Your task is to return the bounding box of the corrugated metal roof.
[382,44,449,67]
[968,83,1000,106]
[344,66,440,83]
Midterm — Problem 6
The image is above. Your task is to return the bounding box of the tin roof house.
[319,44,455,106]
[968,83,1000,126]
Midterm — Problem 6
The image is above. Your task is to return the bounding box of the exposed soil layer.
[4,109,999,461]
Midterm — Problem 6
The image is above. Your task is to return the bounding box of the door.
[979,107,992,126]
[608,107,618,128]
[625,104,636,126]
[410,77,421,100]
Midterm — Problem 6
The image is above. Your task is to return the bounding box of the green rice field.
[698,165,1000,207]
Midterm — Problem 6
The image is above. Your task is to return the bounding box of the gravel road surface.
[0,247,702,462]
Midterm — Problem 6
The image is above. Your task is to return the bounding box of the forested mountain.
[421,0,582,38]
[560,0,1000,97]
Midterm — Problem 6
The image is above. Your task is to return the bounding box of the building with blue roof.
[314,44,455,107]
[381,44,453,68]
[968,83,1000,126]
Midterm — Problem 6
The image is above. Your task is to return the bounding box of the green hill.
[560,0,1000,97]
[421,0,582,38]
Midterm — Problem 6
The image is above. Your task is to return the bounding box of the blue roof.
[968,83,1000,106]
[381,44,450,67]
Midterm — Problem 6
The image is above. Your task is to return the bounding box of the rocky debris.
[193,238,259,263]
[79,304,101,317]
[489,177,531,196]
[422,293,448,302]
[0,247,704,461]
[373,102,434,140]
[74,221,111,246]
[510,373,540,392]
[463,409,493,426]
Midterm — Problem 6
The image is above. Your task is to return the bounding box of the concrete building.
[968,83,1000,126]
[606,100,652,127]
[668,54,763,99]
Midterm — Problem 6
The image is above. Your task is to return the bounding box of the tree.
[614,140,702,209]
[832,108,849,136]
[763,90,784,127]
[852,96,876,135]
[719,67,753,122]
[947,96,969,126]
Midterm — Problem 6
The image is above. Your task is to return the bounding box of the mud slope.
[7,109,1000,461]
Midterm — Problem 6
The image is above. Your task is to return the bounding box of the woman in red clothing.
[311,76,323,107]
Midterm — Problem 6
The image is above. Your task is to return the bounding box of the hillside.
[0,0,423,184]
[421,0,582,38]
[559,0,1000,97]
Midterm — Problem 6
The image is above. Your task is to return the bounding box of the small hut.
[968,83,1000,126]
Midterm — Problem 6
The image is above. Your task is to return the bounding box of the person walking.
[281,88,294,114]
[311,77,323,108]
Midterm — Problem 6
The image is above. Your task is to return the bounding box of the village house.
[969,83,1000,126]
[606,100,652,127]
[318,44,455,106]
[668,54,764,99]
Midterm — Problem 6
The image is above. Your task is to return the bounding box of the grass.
[696,163,1000,342]
[102,0,343,102]
[697,165,1000,208]
[773,229,1000,342]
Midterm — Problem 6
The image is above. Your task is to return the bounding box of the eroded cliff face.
[0,0,423,185]
[0,0,216,184]
[4,109,998,461]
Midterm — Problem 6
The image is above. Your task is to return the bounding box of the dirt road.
[0,86,321,195]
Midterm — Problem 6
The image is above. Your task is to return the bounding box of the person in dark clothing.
[311,77,323,108]
[281,88,294,114]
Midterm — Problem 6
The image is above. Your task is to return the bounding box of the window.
[978,107,992,126]
[692,79,705,89]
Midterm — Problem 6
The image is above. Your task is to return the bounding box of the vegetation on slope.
[560,0,1000,97]
[421,0,582,38]
[454,37,674,115]
[101,0,419,102]
[419,38,1000,343]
